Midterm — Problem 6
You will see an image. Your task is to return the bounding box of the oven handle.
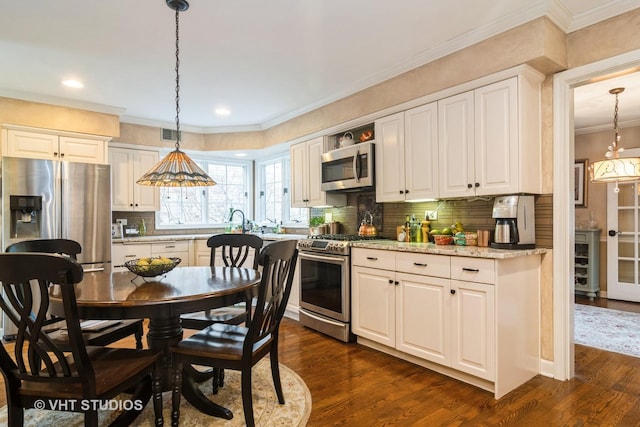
[298,251,347,264]
[301,309,349,328]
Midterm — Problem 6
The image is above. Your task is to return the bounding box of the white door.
[607,148,640,302]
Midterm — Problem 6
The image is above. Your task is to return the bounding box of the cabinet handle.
[475,182,480,187]
[462,267,479,272]
[399,190,404,194]
[130,203,134,207]
[467,183,472,188]
[450,289,456,294]
[388,279,394,284]
[395,281,399,285]
[405,189,409,194]
[60,153,65,158]
[125,254,136,258]
[135,203,139,207]
[366,257,378,261]
[53,152,58,156]
[413,262,427,267]
[165,245,176,249]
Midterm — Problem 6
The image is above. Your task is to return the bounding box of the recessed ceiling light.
[62,79,84,88]
[215,107,231,116]
[234,152,247,157]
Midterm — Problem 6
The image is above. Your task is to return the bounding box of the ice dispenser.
[10,195,42,239]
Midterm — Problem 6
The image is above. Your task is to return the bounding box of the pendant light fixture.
[589,87,640,193]
[137,0,216,187]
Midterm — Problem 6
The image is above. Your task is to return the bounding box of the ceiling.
[0,0,638,134]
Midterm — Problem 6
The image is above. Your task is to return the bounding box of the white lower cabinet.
[151,241,190,266]
[352,247,539,399]
[111,243,152,272]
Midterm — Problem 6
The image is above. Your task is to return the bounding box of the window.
[156,153,252,228]
[256,154,308,227]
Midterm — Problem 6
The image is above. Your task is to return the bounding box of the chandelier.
[137,0,216,187]
[589,87,640,192]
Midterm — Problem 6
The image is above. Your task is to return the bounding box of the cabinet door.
[111,243,152,272]
[474,78,518,196]
[405,102,439,200]
[305,137,326,207]
[58,136,106,164]
[6,130,58,160]
[396,272,450,364]
[351,265,395,347]
[438,91,475,198]
[290,142,308,207]
[375,112,405,202]
[110,148,135,210]
[132,150,160,211]
[450,279,495,381]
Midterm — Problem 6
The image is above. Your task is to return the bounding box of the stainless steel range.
[297,234,381,342]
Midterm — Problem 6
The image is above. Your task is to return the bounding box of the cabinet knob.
[450,289,456,295]
[467,183,472,188]
[129,203,134,207]
[135,203,139,207]
[388,279,394,284]
[60,153,65,158]
[475,182,480,187]
[608,229,619,237]
[405,189,409,194]
[399,190,404,194]
[53,152,58,157]
[395,281,399,285]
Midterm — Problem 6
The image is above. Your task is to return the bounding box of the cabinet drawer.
[352,248,395,271]
[451,257,495,284]
[396,253,450,278]
[151,240,190,254]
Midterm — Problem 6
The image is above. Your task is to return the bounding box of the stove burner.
[308,234,380,241]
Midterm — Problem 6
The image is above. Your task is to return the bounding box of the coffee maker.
[490,195,535,249]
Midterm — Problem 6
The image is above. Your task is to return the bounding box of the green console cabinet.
[575,229,600,299]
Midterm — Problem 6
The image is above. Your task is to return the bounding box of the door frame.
[553,48,640,380]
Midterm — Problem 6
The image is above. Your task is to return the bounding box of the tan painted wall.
[0,97,120,137]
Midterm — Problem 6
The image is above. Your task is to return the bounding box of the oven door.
[298,251,349,322]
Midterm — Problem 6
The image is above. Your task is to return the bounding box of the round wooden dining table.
[49,265,260,420]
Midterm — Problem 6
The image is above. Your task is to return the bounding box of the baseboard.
[284,305,299,321]
[539,358,555,378]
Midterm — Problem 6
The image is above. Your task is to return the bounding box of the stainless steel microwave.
[321,142,375,192]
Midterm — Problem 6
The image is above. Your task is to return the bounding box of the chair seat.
[180,306,247,330]
[175,323,272,362]
[19,347,159,399]
[46,319,144,349]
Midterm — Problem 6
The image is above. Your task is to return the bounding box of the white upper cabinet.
[3,128,109,164]
[290,136,345,208]
[110,147,160,211]
[439,74,542,198]
[375,102,439,202]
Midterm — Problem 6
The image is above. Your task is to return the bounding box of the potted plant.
[309,216,324,235]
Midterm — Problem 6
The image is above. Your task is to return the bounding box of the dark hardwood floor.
[2,314,640,425]
[576,293,640,313]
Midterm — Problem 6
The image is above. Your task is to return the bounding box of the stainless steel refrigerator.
[1,156,111,338]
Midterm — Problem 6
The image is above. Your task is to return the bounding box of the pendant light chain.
[174,7,181,149]
[612,90,620,155]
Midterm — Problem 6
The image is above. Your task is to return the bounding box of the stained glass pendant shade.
[137,0,216,187]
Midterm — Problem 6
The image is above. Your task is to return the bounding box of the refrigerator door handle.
[82,267,105,273]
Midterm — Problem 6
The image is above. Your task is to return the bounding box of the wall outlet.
[116,218,127,226]
[425,210,438,220]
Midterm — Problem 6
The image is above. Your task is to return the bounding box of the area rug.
[574,304,640,358]
[0,359,311,426]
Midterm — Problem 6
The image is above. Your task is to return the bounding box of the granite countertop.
[113,233,308,244]
[350,240,547,259]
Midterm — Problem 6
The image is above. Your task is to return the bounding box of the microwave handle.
[353,149,361,183]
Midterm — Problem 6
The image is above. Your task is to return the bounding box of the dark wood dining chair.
[171,239,298,426]
[180,233,264,392]
[5,239,144,349]
[180,233,264,330]
[0,253,163,427]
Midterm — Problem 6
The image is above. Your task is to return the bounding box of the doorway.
[554,48,640,380]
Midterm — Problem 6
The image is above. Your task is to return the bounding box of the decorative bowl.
[124,257,181,277]
[433,235,453,245]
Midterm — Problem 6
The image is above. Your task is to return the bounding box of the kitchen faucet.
[229,209,248,233]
